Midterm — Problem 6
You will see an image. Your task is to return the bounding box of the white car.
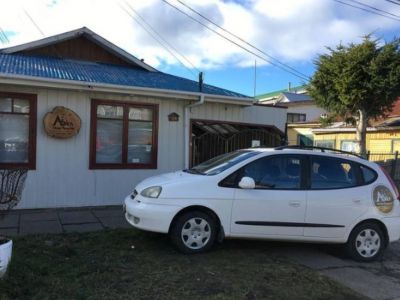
[124,146,400,261]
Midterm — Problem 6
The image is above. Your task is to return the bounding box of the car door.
[305,155,370,238]
[230,154,307,237]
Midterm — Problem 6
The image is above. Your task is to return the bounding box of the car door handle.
[352,199,362,204]
[289,201,301,207]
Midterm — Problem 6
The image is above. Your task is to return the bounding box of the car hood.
[135,171,200,191]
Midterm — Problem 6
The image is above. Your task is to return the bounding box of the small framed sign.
[251,140,261,147]
[168,112,179,122]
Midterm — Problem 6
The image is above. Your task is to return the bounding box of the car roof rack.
[275,145,365,159]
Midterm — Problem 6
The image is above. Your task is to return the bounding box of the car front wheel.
[170,211,217,254]
[346,222,385,262]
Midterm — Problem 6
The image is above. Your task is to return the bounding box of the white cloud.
[1,0,399,71]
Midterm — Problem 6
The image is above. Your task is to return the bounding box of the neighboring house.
[311,99,400,158]
[287,122,321,146]
[257,84,326,146]
[0,27,287,209]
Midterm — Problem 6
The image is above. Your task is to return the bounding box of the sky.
[0,0,400,96]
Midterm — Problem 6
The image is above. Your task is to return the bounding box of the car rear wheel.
[346,222,385,262]
[170,211,217,254]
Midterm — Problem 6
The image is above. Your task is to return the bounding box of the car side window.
[360,165,377,184]
[310,156,357,189]
[241,155,302,189]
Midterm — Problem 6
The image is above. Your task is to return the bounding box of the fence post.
[391,151,398,179]
[366,150,370,161]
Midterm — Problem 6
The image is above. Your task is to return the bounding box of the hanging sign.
[43,106,81,139]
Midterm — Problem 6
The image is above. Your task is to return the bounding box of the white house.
[0,27,287,209]
[257,85,326,124]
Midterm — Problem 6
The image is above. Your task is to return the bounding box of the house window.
[297,134,313,146]
[287,113,306,123]
[314,140,335,149]
[392,140,400,153]
[90,99,158,169]
[341,140,358,152]
[0,92,36,169]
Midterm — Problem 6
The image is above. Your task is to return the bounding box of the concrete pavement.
[0,205,129,236]
[279,242,400,300]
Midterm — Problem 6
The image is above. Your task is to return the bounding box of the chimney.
[199,72,204,92]
[288,82,292,92]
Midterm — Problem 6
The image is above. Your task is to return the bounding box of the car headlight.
[140,186,162,198]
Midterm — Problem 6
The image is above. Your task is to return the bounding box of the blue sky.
[1,0,400,96]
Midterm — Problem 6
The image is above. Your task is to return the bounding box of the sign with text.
[43,106,81,139]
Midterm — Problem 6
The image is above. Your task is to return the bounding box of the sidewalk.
[0,205,130,236]
[278,242,400,300]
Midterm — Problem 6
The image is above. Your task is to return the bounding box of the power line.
[332,0,400,22]
[124,1,201,74]
[23,9,45,36]
[384,0,400,6]
[119,2,198,79]
[0,27,9,44]
[174,0,310,80]
[346,0,400,19]
[161,0,310,81]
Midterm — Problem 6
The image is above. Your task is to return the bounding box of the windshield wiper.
[183,168,205,175]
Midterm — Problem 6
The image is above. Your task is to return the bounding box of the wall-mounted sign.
[168,112,180,122]
[251,140,261,147]
[43,106,81,139]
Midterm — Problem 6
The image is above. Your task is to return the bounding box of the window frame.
[391,139,400,154]
[287,113,306,123]
[219,154,308,190]
[0,92,37,170]
[307,155,365,190]
[340,140,358,152]
[89,99,158,169]
[314,140,335,149]
[219,153,378,191]
[297,134,314,146]
[359,164,378,185]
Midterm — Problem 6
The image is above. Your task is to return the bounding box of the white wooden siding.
[0,84,286,208]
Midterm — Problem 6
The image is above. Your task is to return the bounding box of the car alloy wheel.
[170,210,217,254]
[346,222,385,262]
[355,229,381,258]
[181,217,211,250]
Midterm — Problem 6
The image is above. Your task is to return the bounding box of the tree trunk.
[356,109,367,156]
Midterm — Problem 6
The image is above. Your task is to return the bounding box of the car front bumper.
[124,196,182,234]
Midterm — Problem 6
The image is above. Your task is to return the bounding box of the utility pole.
[253,60,257,97]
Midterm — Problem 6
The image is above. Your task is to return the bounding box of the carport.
[190,119,284,166]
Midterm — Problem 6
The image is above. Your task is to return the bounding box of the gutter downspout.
[184,94,205,169]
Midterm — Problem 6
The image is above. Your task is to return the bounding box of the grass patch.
[0,229,364,299]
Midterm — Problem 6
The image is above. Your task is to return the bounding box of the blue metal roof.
[281,92,312,102]
[0,54,250,99]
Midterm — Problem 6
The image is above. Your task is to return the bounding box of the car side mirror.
[238,177,255,189]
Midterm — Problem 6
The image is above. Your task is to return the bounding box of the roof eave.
[0,73,254,106]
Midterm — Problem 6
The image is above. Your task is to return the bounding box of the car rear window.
[310,156,358,189]
[360,165,377,184]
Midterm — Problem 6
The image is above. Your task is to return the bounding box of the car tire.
[346,222,386,262]
[170,211,217,254]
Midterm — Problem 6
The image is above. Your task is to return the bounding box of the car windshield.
[185,150,261,175]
